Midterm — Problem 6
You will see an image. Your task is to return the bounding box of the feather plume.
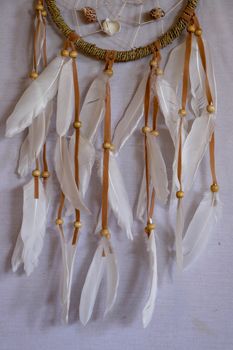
[54,137,90,213]
[175,199,184,269]
[142,230,158,328]
[80,72,109,143]
[80,237,118,325]
[147,133,169,204]
[11,178,47,275]
[6,56,64,137]
[56,59,74,136]
[183,192,222,268]
[113,70,150,154]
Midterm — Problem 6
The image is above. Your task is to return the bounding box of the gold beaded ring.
[44,0,199,63]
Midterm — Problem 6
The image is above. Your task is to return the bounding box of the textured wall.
[0,1,233,349]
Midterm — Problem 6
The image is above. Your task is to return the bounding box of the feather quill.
[183,192,222,268]
[6,56,64,137]
[34,14,46,68]
[175,199,184,270]
[105,244,119,316]
[142,230,158,328]
[136,168,147,222]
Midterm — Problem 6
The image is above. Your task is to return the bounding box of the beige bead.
[150,59,158,68]
[69,50,78,58]
[150,130,159,136]
[61,49,69,57]
[32,169,40,177]
[155,67,163,76]
[56,218,63,226]
[178,108,187,117]
[41,171,50,178]
[74,221,82,229]
[41,10,47,17]
[142,126,151,134]
[103,142,111,150]
[207,104,215,114]
[73,121,82,129]
[101,229,111,240]
[210,183,219,193]
[29,71,38,80]
[176,190,184,199]
[36,4,44,11]
[104,68,113,77]
[195,28,202,37]
[187,24,196,33]
[145,223,156,233]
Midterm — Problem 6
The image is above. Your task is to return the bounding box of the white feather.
[35,14,46,68]
[142,230,158,328]
[147,133,169,204]
[13,178,47,276]
[136,168,147,222]
[54,137,90,213]
[80,72,109,143]
[113,70,149,154]
[175,199,184,270]
[105,245,119,316]
[183,192,222,268]
[79,238,106,326]
[56,59,74,136]
[6,56,64,137]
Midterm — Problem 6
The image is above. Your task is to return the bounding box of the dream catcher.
[7,0,221,327]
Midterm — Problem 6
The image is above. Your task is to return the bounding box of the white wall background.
[0,1,233,349]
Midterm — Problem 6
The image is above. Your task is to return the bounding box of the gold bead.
[32,169,40,177]
[73,121,82,129]
[207,104,215,114]
[176,190,184,199]
[104,68,113,77]
[150,59,158,68]
[29,71,38,79]
[155,68,163,76]
[101,229,111,240]
[61,49,69,57]
[41,10,47,17]
[103,142,111,150]
[69,50,78,59]
[142,126,151,134]
[74,221,82,229]
[36,4,44,11]
[145,223,156,234]
[150,130,159,136]
[178,108,187,117]
[210,183,219,193]
[41,171,50,178]
[187,24,196,33]
[56,218,63,226]
[195,28,202,37]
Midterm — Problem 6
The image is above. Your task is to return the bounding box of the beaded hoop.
[45,0,199,62]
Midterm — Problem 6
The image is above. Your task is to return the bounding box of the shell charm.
[81,7,97,23]
[102,18,121,36]
[150,8,165,20]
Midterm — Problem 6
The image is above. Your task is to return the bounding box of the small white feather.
[147,133,169,204]
[56,59,74,136]
[183,192,222,268]
[11,233,24,273]
[6,56,64,137]
[54,136,90,213]
[142,230,158,328]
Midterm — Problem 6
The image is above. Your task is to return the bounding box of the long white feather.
[175,199,184,270]
[54,137,90,213]
[79,238,106,326]
[56,59,74,136]
[147,133,169,204]
[183,192,222,268]
[6,56,64,137]
[113,70,149,154]
[142,230,158,328]
[136,168,147,222]
[12,178,47,276]
[80,72,109,143]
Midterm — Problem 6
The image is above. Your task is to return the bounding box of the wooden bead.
[150,130,159,136]
[195,28,202,37]
[210,183,219,193]
[104,68,113,77]
[207,104,215,114]
[73,121,82,129]
[74,221,82,229]
[103,142,111,150]
[56,218,63,225]
[61,49,69,57]
[41,171,50,178]
[150,59,158,68]
[41,10,47,17]
[29,71,38,79]
[101,229,111,240]
[32,169,40,177]
[155,67,163,76]
[178,108,187,117]
[69,50,78,59]
[176,190,184,199]
[187,24,196,33]
[142,126,151,134]
[145,223,156,233]
[36,4,44,11]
